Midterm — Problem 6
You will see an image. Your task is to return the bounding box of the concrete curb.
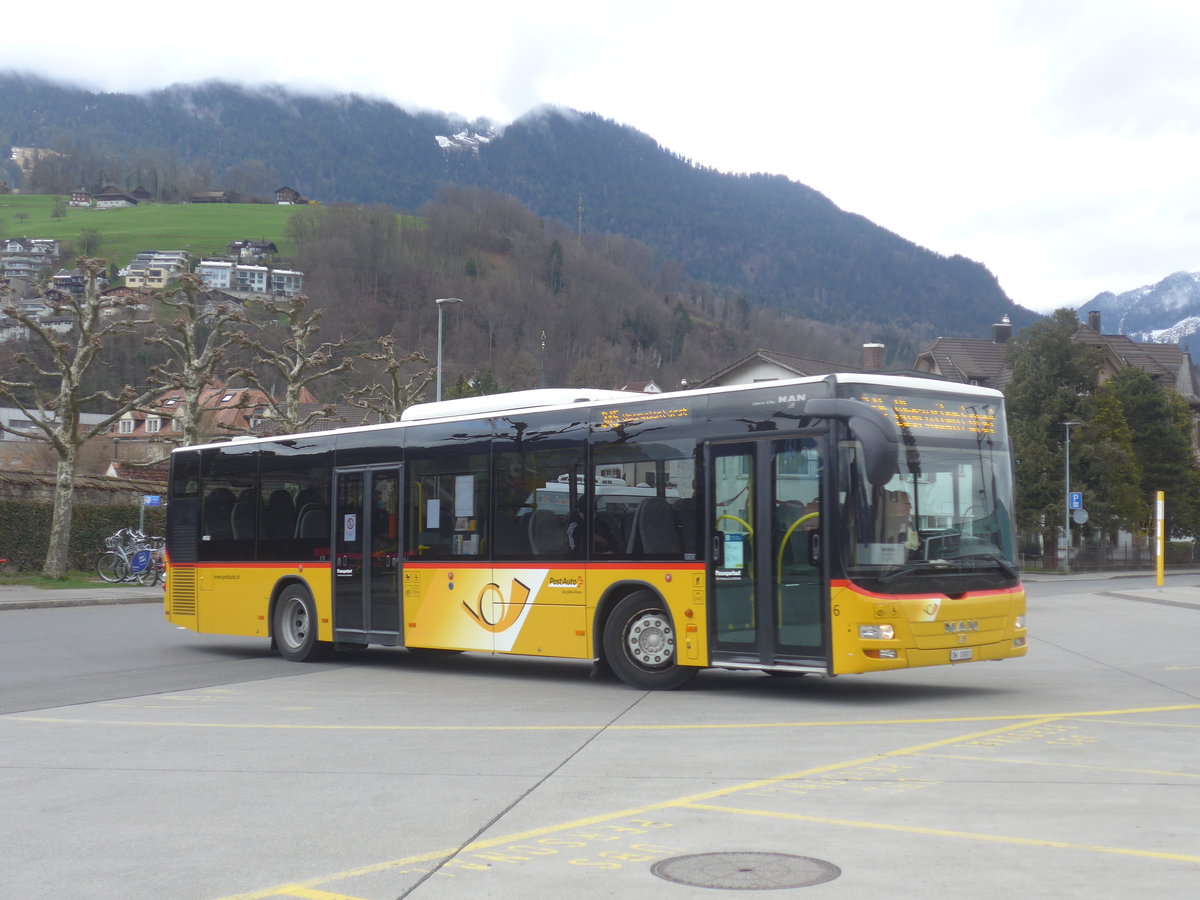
[0,591,162,611]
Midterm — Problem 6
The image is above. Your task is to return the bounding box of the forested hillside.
[283,188,868,391]
[0,74,1038,351]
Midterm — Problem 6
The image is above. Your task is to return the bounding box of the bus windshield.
[839,386,1016,593]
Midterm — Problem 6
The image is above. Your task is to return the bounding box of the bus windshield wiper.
[955,553,1019,578]
[874,559,953,586]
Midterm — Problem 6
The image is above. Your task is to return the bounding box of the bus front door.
[708,438,828,672]
[333,467,402,645]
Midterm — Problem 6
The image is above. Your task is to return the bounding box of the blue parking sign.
[1069,492,1082,510]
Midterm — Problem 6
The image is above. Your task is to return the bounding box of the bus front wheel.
[273,585,325,662]
[602,592,697,690]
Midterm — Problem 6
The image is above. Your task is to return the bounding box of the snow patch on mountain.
[435,130,495,151]
[1079,271,1200,357]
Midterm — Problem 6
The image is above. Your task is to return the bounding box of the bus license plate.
[950,648,974,661]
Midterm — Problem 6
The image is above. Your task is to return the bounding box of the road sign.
[1069,492,1082,510]
[1072,508,1089,525]
[143,495,161,507]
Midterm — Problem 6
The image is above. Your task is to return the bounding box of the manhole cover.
[651,852,841,890]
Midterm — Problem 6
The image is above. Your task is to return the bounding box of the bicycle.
[96,529,164,585]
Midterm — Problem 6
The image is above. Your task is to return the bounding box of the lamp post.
[435,297,462,401]
[1062,421,1080,570]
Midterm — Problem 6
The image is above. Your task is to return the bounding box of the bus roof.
[172,373,1003,454]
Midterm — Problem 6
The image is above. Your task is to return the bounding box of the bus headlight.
[1015,615,1026,629]
[859,624,894,640]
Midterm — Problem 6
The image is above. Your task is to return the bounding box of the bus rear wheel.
[603,592,697,690]
[273,585,326,662]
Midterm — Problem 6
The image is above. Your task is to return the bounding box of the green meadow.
[0,194,300,267]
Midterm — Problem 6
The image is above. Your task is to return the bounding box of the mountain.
[0,74,1038,348]
[1079,271,1200,358]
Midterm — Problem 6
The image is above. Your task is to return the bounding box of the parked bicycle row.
[95,528,165,586]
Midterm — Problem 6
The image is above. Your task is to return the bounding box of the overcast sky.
[10,0,1200,313]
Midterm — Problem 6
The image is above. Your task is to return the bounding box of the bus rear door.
[333,466,402,646]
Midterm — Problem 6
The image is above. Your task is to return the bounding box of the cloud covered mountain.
[1079,271,1200,357]
[0,74,1038,353]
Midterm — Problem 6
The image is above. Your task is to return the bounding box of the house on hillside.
[915,311,1200,452]
[0,238,59,279]
[691,346,876,389]
[275,186,304,204]
[131,186,154,202]
[95,191,137,209]
[227,240,278,262]
[51,268,87,295]
[122,250,189,290]
[112,383,287,461]
[189,190,229,203]
[197,259,304,297]
[69,188,93,207]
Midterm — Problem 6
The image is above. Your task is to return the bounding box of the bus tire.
[602,591,697,690]
[273,584,325,662]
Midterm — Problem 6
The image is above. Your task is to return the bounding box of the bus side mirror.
[804,398,899,486]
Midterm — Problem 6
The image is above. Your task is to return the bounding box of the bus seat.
[264,489,296,539]
[231,499,255,540]
[203,487,236,539]
[528,508,566,556]
[674,498,698,555]
[628,497,681,556]
[494,514,532,556]
[296,504,329,540]
[593,511,624,556]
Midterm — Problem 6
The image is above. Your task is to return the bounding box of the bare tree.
[348,336,433,422]
[233,293,353,434]
[143,274,247,448]
[0,258,160,577]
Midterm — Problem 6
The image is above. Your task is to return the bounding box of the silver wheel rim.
[624,610,674,669]
[279,596,310,650]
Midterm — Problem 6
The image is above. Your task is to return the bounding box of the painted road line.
[925,753,1200,780]
[674,803,1200,864]
[215,717,1060,900]
[11,702,1200,732]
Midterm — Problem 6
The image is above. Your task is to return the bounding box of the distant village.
[0,181,308,344]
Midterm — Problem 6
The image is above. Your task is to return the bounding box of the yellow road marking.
[925,753,1200,779]
[10,703,1200,733]
[272,889,371,900]
[1083,718,1200,729]
[216,718,1055,899]
[676,803,1200,864]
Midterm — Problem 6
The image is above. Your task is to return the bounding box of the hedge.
[0,501,166,572]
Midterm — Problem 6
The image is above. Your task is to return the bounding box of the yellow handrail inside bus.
[717,513,753,535]
[777,512,819,582]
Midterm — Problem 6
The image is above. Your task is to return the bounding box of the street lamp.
[1062,421,1081,570]
[435,297,463,401]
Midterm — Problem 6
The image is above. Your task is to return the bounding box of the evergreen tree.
[1075,379,1143,547]
[1004,309,1104,562]
[1109,369,1200,538]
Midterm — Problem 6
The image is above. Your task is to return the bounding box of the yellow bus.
[164,374,1026,689]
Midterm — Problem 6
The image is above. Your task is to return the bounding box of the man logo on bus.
[463,578,531,633]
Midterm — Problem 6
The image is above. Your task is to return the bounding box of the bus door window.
[771,438,823,655]
[712,447,755,649]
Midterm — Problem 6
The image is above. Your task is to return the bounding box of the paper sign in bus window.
[455,475,475,517]
[426,499,440,530]
[343,513,357,542]
[724,533,744,569]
